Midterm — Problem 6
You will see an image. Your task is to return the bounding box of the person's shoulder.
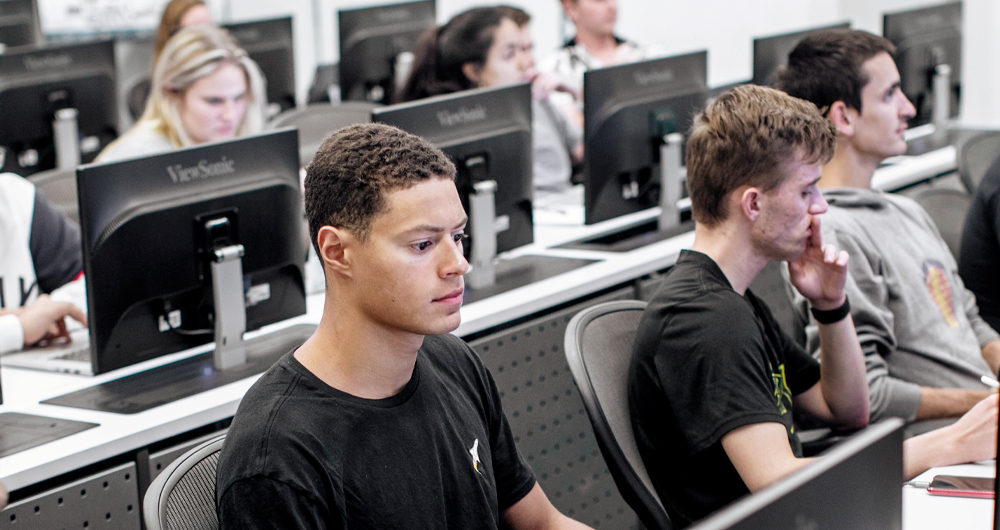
[0,172,35,199]
[0,173,36,227]
[643,266,754,340]
[97,122,175,163]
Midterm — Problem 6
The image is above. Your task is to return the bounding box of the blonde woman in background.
[98,25,266,163]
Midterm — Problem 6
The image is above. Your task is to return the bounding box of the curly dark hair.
[304,123,456,249]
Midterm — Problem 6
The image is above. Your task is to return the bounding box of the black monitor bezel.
[0,38,118,176]
[76,128,306,374]
[882,1,962,127]
[337,0,436,104]
[582,51,708,226]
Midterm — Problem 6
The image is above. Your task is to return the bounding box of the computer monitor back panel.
[372,83,533,256]
[752,22,850,87]
[77,129,306,374]
[690,419,904,530]
[583,52,708,225]
[883,2,962,126]
[0,39,118,176]
[338,0,436,104]
[223,17,296,112]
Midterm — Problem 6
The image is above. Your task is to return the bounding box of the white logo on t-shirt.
[470,439,482,475]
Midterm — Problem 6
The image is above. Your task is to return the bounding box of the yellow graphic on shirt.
[771,364,794,416]
[923,260,959,329]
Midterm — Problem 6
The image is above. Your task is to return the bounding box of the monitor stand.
[464,180,597,302]
[555,133,695,252]
[53,107,81,170]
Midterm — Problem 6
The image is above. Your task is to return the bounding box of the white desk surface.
[903,462,996,530]
[0,144,959,497]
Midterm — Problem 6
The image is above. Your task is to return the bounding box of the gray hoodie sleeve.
[804,227,923,423]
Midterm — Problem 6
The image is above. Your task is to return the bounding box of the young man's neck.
[573,29,619,63]
[690,222,769,296]
[295,289,424,400]
[818,139,880,190]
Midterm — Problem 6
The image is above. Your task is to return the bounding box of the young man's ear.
[317,226,354,278]
[739,187,762,223]
[827,100,855,137]
[462,63,482,86]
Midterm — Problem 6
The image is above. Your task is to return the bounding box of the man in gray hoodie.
[776,29,1000,426]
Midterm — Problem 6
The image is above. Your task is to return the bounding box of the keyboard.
[54,342,91,362]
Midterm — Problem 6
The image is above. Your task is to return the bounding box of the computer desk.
[0,139,966,524]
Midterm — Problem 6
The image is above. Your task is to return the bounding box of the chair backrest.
[958,131,1000,193]
[914,187,971,259]
[143,433,226,530]
[28,168,79,225]
[564,300,672,530]
[267,101,379,166]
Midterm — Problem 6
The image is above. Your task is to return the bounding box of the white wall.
[960,0,1000,127]
[210,0,995,126]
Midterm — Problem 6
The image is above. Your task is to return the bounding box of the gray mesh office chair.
[958,130,1000,193]
[27,168,79,225]
[267,101,379,166]
[143,433,225,530]
[914,187,971,258]
[564,300,672,530]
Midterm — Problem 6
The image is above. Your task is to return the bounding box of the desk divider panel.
[0,462,140,530]
[468,286,639,529]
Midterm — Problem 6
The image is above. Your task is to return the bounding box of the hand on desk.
[1,295,87,348]
[0,480,7,510]
[905,393,999,480]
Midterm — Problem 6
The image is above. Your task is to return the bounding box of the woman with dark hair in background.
[398,6,583,191]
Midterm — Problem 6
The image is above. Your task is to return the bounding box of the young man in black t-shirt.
[628,85,999,528]
[216,124,591,529]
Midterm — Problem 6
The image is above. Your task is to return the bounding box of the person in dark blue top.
[216,123,591,529]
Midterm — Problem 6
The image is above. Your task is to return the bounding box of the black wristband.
[810,296,851,324]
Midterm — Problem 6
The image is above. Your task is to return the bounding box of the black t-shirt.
[628,250,821,528]
[216,334,537,529]
[960,152,1000,333]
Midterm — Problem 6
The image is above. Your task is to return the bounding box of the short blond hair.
[112,25,266,151]
[686,84,836,227]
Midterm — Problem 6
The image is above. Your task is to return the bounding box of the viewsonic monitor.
[690,418,905,530]
[883,2,962,127]
[0,39,118,176]
[752,22,850,87]
[338,0,436,104]
[372,83,533,257]
[223,17,297,114]
[76,129,307,374]
[583,52,708,225]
